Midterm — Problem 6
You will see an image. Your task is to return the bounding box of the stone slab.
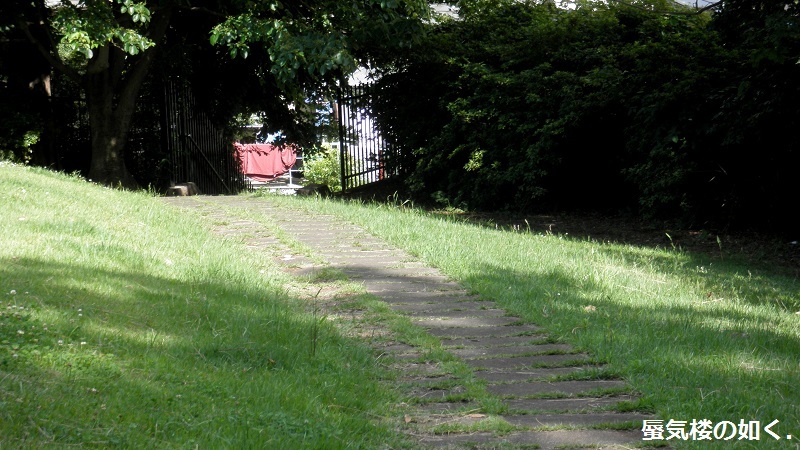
[501,412,652,427]
[504,395,639,413]
[413,316,522,328]
[440,335,550,348]
[425,324,542,338]
[473,366,589,383]
[450,343,573,358]
[464,353,590,370]
[486,379,629,397]
[380,292,476,304]
[390,301,496,313]
[406,309,507,319]
[341,267,447,278]
[367,281,466,293]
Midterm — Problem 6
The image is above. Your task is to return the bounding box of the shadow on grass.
[0,256,393,447]
[421,206,799,276]
[452,259,800,431]
[592,244,800,312]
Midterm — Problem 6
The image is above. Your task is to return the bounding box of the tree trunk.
[86,118,140,189]
[85,58,140,189]
[19,5,173,188]
[83,8,172,189]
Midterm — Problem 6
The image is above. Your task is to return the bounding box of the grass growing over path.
[268,194,800,449]
[0,162,407,448]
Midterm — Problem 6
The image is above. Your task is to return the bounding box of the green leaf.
[210,33,219,45]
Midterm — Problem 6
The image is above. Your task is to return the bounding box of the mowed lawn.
[3,160,799,449]
[0,162,407,449]
[263,194,800,449]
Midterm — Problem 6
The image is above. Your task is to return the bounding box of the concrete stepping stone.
[464,353,590,370]
[407,309,508,319]
[441,335,550,348]
[501,412,653,427]
[341,267,448,278]
[379,291,476,303]
[426,324,542,338]
[413,316,523,328]
[367,281,467,293]
[383,352,429,362]
[504,395,639,413]
[486,379,629,397]
[473,366,590,382]
[389,300,493,313]
[450,343,573,358]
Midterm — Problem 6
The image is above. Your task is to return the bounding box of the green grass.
[259,194,800,449]
[10,162,795,448]
[0,162,409,448]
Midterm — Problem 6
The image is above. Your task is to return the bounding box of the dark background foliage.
[373,0,800,235]
[2,0,798,235]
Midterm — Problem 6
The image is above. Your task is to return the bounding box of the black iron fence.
[164,79,250,195]
[34,74,166,185]
[336,83,399,191]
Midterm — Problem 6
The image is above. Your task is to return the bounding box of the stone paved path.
[162,195,655,449]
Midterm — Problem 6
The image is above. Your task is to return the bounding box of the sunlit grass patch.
[0,163,408,448]
[428,414,518,435]
[267,194,800,450]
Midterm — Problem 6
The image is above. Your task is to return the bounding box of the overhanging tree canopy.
[3,0,428,188]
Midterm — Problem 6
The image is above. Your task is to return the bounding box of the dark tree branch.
[16,16,81,81]
[87,43,111,75]
[109,44,128,89]
[117,6,173,109]
[33,0,63,54]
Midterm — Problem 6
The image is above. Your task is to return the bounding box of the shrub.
[302,143,341,192]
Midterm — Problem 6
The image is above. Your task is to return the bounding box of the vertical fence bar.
[165,78,249,195]
[337,84,347,192]
[336,81,397,191]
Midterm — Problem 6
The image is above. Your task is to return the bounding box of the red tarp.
[234,143,298,182]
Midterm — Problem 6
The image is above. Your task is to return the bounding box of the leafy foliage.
[374,0,800,233]
[208,0,428,86]
[0,0,429,186]
[51,0,155,60]
[303,144,343,192]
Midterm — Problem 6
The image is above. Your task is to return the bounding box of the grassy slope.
[0,163,405,449]
[272,195,800,449]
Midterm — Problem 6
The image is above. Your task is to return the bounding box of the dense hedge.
[374,0,800,233]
